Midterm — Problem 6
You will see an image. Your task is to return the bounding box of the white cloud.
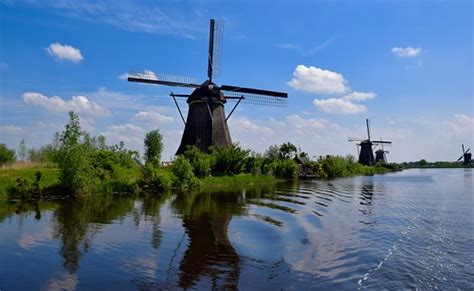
[442,114,474,142]
[313,98,367,114]
[229,117,273,135]
[342,91,376,101]
[101,123,146,153]
[22,92,111,117]
[0,125,22,134]
[46,43,84,63]
[287,65,349,94]
[134,109,175,124]
[392,46,422,57]
[275,43,301,50]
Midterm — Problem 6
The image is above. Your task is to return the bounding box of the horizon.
[1,0,473,162]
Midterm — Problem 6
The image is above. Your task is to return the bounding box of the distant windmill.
[127,19,288,155]
[457,144,472,165]
[348,119,392,166]
[374,137,390,165]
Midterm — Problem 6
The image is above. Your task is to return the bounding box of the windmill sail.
[128,72,200,88]
[225,91,287,107]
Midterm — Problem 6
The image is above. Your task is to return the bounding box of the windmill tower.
[457,144,472,165]
[374,137,390,165]
[127,19,288,155]
[348,119,392,166]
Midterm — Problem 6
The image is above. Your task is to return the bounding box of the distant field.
[0,165,59,197]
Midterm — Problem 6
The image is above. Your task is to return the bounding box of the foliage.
[244,155,265,175]
[182,146,212,178]
[264,145,280,161]
[315,155,392,178]
[273,159,299,179]
[200,174,276,191]
[278,142,297,159]
[144,130,163,166]
[18,139,27,161]
[0,143,16,165]
[210,144,250,176]
[171,156,200,189]
[140,163,174,193]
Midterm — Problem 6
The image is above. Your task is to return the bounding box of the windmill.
[374,137,390,165]
[127,19,288,155]
[348,119,392,166]
[457,144,472,165]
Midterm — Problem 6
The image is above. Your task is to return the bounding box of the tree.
[0,143,16,165]
[264,145,280,160]
[18,139,27,161]
[279,142,297,159]
[144,130,163,166]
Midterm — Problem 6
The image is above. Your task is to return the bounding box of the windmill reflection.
[173,191,247,289]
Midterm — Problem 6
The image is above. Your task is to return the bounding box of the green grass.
[0,167,59,198]
[200,174,276,191]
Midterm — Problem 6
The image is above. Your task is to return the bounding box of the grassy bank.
[0,167,59,198]
[200,174,276,191]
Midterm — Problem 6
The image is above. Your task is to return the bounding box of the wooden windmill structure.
[457,144,472,165]
[348,119,392,166]
[128,19,288,155]
[374,138,390,165]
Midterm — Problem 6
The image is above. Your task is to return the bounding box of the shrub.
[140,163,174,192]
[182,146,212,178]
[210,144,250,176]
[0,143,16,165]
[244,155,264,175]
[273,159,299,179]
[171,156,199,189]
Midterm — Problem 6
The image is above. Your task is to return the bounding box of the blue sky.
[0,0,473,162]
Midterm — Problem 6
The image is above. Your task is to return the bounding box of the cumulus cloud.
[22,92,110,117]
[313,98,367,114]
[287,65,349,94]
[46,43,84,63]
[342,91,376,101]
[392,46,422,57]
[134,109,175,124]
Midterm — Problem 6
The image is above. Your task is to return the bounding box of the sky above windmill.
[0,0,473,162]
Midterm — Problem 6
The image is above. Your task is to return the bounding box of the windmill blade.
[128,72,200,88]
[373,140,392,144]
[207,19,225,82]
[465,148,470,154]
[225,91,287,107]
[457,155,464,161]
[220,84,288,98]
[366,119,371,140]
[384,151,390,154]
[462,144,465,154]
[211,19,224,80]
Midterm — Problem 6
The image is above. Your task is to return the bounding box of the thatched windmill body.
[457,144,472,165]
[348,119,392,166]
[128,19,288,155]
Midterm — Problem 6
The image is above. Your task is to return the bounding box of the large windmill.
[457,144,472,165]
[128,19,288,155]
[348,119,392,166]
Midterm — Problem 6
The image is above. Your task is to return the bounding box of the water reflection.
[52,196,135,273]
[172,191,245,289]
[0,169,472,290]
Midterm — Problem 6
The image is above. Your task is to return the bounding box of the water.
[0,169,472,290]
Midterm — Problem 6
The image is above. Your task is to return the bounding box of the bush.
[171,156,199,189]
[244,156,264,175]
[182,146,212,178]
[140,163,174,192]
[210,144,250,176]
[0,143,16,165]
[273,159,299,179]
